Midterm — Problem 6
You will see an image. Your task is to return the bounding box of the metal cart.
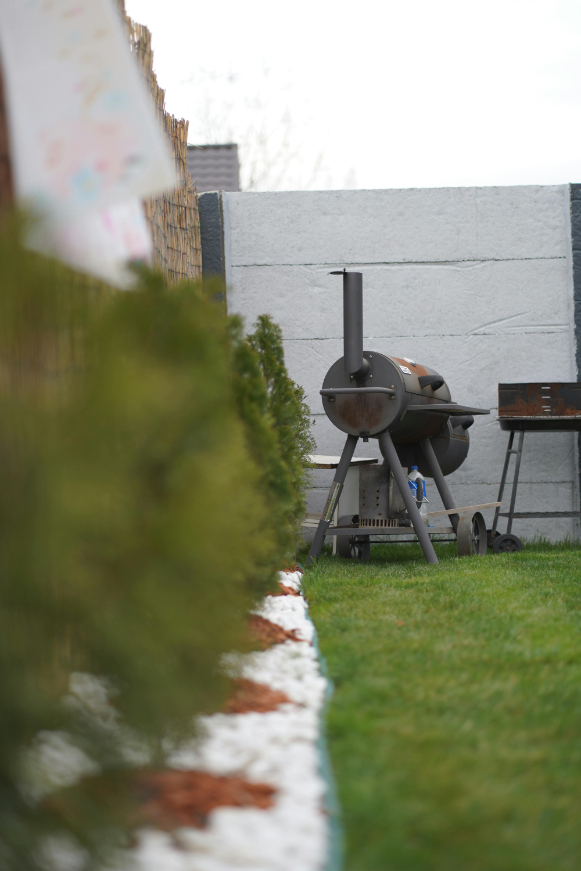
[490,382,581,552]
[305,455,500,559]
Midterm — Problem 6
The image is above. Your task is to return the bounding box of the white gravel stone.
[277,570,303,591]
[240,642,327,709]
[137,569,332,871]
[254,595,314,642]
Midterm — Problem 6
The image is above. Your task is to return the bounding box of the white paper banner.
[0,0,176,285]
[0,0,175,219]
[48,197,153,288]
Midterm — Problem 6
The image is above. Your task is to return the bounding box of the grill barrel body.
[394,418,470,476]
[320,271,487,480]
[322,351,453,442]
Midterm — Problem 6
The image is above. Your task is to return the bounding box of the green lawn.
[302,541,581,871]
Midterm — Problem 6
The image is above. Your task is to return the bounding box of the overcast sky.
[125,0,581,191]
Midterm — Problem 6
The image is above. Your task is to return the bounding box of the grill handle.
[320,387,396,397]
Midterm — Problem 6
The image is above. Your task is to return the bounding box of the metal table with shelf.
[491,383,581,550]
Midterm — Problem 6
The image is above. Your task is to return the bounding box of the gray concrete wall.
[224,186,579,541]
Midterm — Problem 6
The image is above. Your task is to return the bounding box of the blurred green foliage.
[247,315,315,541]
[0,221,313,868]
[230,314,315,564]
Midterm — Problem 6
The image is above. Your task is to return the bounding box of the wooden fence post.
[0,54,14,211]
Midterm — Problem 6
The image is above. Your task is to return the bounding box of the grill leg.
[307,434,359,565]
[492,431,515,535]
[420,437,459,534]
[506,431,525,534]
[378,431,438,565]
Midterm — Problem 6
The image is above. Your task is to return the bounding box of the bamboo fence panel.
[116,0,202,283]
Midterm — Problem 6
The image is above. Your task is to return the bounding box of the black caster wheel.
[337,535,370,561]
[493,533,523,554]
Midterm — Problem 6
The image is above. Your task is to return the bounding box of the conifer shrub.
[248,315,315,538]
[231,314,315,561]
[0,225,284,866]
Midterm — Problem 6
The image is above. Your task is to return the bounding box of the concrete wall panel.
[225,184,578,542]
[231,258,569,342]
[227,186,566,267]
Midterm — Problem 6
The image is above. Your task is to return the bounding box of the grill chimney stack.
[330,270,369,378]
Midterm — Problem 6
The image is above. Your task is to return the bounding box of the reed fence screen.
[117,0,202,283]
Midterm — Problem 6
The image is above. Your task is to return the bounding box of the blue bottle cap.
[411,465,418,470]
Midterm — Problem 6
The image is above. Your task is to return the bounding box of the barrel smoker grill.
[308,271,493,566]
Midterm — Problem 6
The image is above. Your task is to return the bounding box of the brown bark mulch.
[248,613,300,648]
[134,769,276,830]
[225,678,291,714]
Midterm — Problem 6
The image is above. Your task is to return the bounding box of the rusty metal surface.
[498,383,581,431]
[321,352,457,439]
[389,356,450,399]
[390,356,429,378]
[322,352,403,437]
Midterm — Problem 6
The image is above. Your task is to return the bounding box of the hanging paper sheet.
[0,0,176,284]
[52,197,153,288]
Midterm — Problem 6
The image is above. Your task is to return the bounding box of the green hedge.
[231,314,315,565]
[0,224,313,868]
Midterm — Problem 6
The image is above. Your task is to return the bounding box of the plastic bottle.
[408,466,429,523]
